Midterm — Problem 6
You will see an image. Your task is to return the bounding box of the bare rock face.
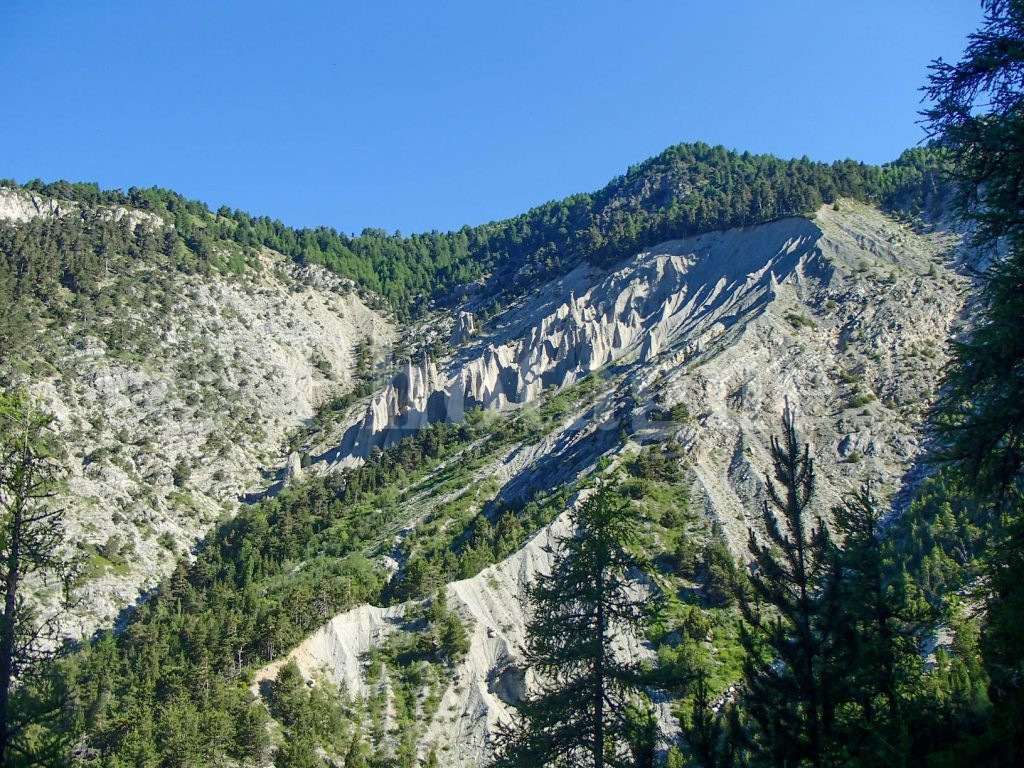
[450,311,476,346]
[329,203,957,480]
[0,186,165,230]
[285,451,303,480]
[268,200,969,765]
[0,187,75,222]
[5,191,396,639]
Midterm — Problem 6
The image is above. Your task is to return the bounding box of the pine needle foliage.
[924,2,1024,761]
[737,408,839,768]
[491,482,660,768]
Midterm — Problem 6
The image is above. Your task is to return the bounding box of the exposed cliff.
[254,200,968,765]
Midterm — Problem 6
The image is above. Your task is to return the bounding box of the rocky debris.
[630,201,966,553]
[18,224,394,639]
[267,201,968,764]
[326,203,957,480]
[450,311,476,345]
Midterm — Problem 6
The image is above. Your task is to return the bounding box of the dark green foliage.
[270,660,310,729]
[699,528,742,609]
[0,394,76,766]
[426,591,470,663]
[490,482,662,768]
[269,660,347,766]
[628,445,683,485]
[4,142,947,322]
[829,487,931,767]
[624,700,657,768]
[887,475,984,605]
[737,409,840,768]
[387,427,582,604]
[275,735,323,768]
[0,214,181,376]
[923,0,1024,257]
[924,3,1024,762]
[680,670,738,768]
[17,419,475,765]
[932,253,1024,496]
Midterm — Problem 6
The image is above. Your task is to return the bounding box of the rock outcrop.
[450,311,476,345]
[328,207,942,473]
[0,186,165,230]
[3,190,396,639]
[267,200,969,765]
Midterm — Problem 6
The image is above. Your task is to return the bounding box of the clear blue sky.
[2,1,981,235]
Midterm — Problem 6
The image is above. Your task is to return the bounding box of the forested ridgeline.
[2,143,947,321]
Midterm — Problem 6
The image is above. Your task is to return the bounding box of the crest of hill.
[1,143,947,320]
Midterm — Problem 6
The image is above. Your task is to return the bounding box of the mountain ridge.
[3,142,948,320]
[0,144,971,765]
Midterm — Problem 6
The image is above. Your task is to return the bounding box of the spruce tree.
[0,393,75,766]
[924,2,1024,761]
[737,408,839,768]
[490,482,660,768]
[830,486,929,767]
[682,669,733,768]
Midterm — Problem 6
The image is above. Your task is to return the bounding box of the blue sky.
[2,1,981,234]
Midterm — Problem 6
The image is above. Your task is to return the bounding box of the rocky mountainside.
[0,159,971,759]
[0,187,395,638]
[0,140,978,766]
[251,199,968,765]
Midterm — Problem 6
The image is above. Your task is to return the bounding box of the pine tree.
[682,670,731,768]
[274,734,322,768]
[924,3,1024,761]
[0,392,75,766]
[737,408,839,768]
[490,482,660,768]
[830,486,930,767]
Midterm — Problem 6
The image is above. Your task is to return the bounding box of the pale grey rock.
[451,311,476,345]
[285,451,303,480]
[18,223,394,639]
[328,202,957,479]
[0,187,74,222]
[0,187,164,230]
[270,200,969,765]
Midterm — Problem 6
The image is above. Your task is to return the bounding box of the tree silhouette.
[737,408,839,768]
[0,392,75,766]
[491,482,660,768]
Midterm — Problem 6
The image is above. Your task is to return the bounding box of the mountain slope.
[0,147,969,765]
[0,188,395,637]
[251,199,968,766]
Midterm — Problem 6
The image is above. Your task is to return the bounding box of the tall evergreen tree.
[924,2,1024,762]
[737,408,839,768]
[0,393,75,767]
[681,670,735,768]
[830,486,930,767]
[490,482,661,768]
